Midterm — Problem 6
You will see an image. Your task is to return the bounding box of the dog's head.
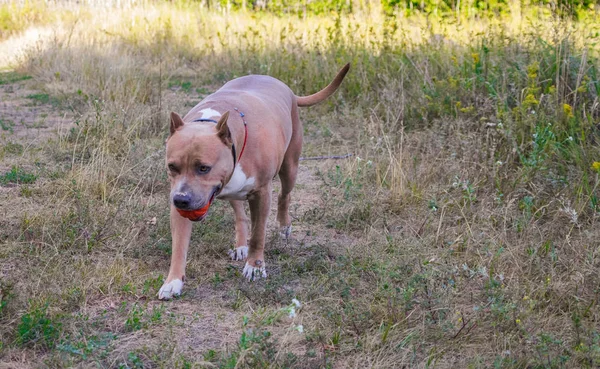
[165,111,234,221]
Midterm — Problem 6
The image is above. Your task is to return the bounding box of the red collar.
[233,108,248,166]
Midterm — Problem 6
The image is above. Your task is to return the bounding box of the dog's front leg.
[228,200,250,261]
[158,205,192,299]
[243,186,271,280]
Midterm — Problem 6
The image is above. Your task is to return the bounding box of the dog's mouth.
[176,186,221,222]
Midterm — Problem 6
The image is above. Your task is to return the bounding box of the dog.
[158,64,350,299]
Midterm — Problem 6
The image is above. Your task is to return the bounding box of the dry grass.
[1,1,600,368]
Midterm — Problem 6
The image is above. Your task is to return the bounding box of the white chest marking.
[217,164,255,200]
[198,108,221,119]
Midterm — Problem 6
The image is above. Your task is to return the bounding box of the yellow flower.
[592,161,600,172]
[523,93,539,108]
[472,53,480,64]
[527,62,539,80]
[516,319,521,324]
[577,75,590,93]
[563,104,573,117]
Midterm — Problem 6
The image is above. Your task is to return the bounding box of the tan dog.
[158,64,349,299]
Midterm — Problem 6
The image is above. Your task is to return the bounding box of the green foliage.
[26,93,59,106]
[26,93,50,104]
[210,304,303,368]
[0,71,31,85]
[57,332,116,360]
[118,351,145,369]
[16,302,62,349]
[0,166,37,185]
[0,280,12,318]
[2,142,23,155]
[124,303,165,332]
[0,119,14,133]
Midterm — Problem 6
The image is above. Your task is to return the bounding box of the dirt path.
[0,77,74,241]
[0,79,72,145]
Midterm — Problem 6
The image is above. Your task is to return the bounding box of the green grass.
[0,119,14,133]
[16,302,62,349]
[0,1,599,368]
[0,166,37,185]
[26,93,60,107]
[26,93,49,104]
[0,71,31,85]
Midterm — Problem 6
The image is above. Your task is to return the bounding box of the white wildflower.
[292,298,301,308]
[562,206,578,225]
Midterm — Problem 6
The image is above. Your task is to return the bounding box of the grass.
[0,118,14,133]
[0,166,37,185]
[0,0,599,367]
[0,71,31,85]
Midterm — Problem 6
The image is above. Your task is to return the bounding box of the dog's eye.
[197,165,211,174]
[167,163,179,174]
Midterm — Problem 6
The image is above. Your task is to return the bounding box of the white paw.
[157,279,183,300]
[243,262,267,281]
[228,246,248,261]
[279,225,292,239]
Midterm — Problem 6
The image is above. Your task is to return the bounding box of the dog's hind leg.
[277,105,302,240]
[228,200,249,261]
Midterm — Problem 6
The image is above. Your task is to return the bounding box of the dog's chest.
[217,164,255,200]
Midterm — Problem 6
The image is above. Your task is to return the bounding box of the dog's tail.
[296,63,350,107]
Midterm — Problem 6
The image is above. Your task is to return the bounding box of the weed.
[0,280,12,318]
[26,92,59,106]
[0,118,14,133]
[2,141,23,154]
[0,166,37,184]
[0,71,31,85]
[124,303,165,332]
[57,332,116,360]
[15,302,61,349]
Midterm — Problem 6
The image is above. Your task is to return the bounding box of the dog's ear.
[216,111,232,146]
[170,112,184,135]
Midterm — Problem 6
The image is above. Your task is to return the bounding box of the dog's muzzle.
[175,185,221,222]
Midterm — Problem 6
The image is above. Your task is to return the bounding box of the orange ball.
[176,202,211,220]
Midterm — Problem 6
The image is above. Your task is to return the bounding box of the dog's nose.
[173,193,192,209]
